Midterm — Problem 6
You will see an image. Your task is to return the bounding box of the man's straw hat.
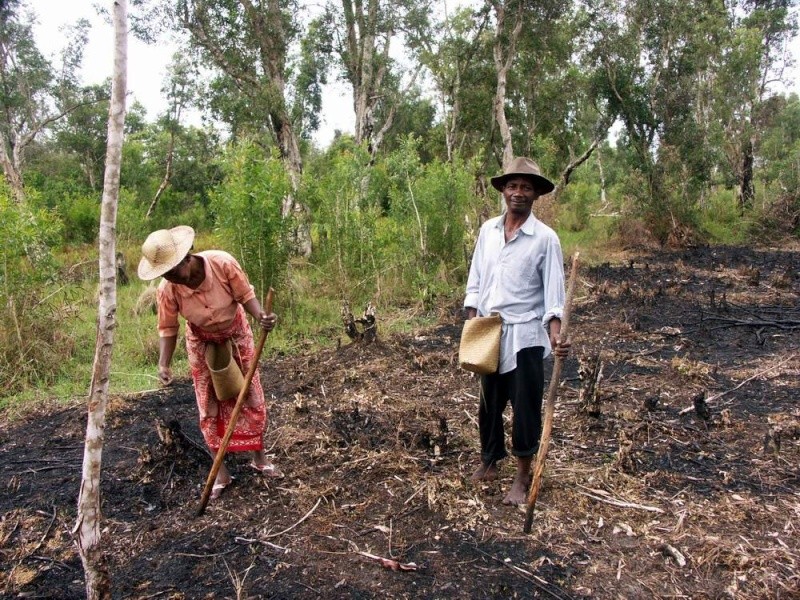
[137,226,195,281]
[490,157,555,194]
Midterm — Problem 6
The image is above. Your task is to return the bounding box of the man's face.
[502,176,540,216]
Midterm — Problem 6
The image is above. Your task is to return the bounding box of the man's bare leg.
[471,460,498,482]
[502,456,532,505]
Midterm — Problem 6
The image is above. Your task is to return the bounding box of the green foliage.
[384,137,474,304]
[59,194,100,244]
[303,139,381,296]
[0,183,66,392]
[699,189,748,244]
[117,188,153,245]
[210,141,291,298]
[558,181,598,232]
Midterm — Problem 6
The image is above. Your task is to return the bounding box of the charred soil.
[1,245,799,599]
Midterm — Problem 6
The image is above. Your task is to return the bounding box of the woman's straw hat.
[137,226,195,281]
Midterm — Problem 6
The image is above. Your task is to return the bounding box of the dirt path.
[1,246,798,599]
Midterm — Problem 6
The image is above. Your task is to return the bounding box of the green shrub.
[60,194,100,244]
[302,140,380,295]
[0,184,67,393]
[383,137,475,304]
[700,188,748,244]
[558,181,599,232]
[210,141,291,298]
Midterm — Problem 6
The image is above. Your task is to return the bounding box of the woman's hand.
[258,311,278,332]
[158,365,174,386]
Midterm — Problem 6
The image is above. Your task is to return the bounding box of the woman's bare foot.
[251,450,269,467]
[250,450,283,477]
[210,462,233,500]
[470,461,498,482]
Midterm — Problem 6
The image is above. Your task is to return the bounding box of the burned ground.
[1,245,798,599]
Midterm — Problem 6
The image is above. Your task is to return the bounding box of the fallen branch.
[679,354,797,415]
[575,487,664,513]
[262,497,322,539]
[660,543,687,567]
[234,537,288,553]
[704,318,800,331]
[357,551,418,571]
[20,505,57,560]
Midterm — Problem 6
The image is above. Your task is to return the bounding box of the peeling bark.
[74,1,126,597]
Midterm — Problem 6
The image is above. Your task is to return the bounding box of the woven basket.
[205,340,244,401]
[458,314,502,375]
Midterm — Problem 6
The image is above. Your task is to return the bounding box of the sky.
[30,0,356,146]
[30,0,800,148]
[30,0,476,146]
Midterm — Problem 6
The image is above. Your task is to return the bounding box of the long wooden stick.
[523,253,580,533]
[196,288,274,516]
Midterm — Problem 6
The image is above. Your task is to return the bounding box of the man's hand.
[551,334,571,358]
[158,365,174,386]
[548,318,570,358]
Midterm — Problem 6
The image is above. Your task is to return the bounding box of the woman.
[138,226,281,500]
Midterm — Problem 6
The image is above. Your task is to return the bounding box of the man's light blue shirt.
[464,212,565,374]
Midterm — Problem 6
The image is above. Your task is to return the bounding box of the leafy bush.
[302,140,380,295]
[210,141,291,298]
[558,181,599,232]
[0,184,67,393]
[699,188,748,244]
[59,193,100,244]
[384,137,474,304]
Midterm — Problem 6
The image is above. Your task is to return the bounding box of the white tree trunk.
[74,1,127,597]
[0,139,25,203]
[491,0,524,169]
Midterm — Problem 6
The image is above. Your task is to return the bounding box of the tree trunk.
[0,141,25,203]
[272,110,312,256]
[181,0,312,257]
[146,130,174,219]
[342,0,389,154]
[443,76,460,162]
[491,0,524,169]
[74,1,126,597]
[738,137,755,212]
[597,148,607,206]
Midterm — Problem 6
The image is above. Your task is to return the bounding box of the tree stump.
[341,301,377,343]
[116,251,129,285]
[579,353,603,417]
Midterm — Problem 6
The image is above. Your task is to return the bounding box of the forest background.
[0,0,798,406]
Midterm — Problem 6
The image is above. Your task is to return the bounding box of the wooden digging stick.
[523,253,580,533]
[196,287,275,516]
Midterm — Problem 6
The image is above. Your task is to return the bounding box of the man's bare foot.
[471,461,498,482]
[502,456,533,505]
[502,471,531,505]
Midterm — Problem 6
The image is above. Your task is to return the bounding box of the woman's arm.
[158,335,178,385]
[243,297,277,332]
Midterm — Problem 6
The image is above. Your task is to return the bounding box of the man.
[464,157,571,505]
